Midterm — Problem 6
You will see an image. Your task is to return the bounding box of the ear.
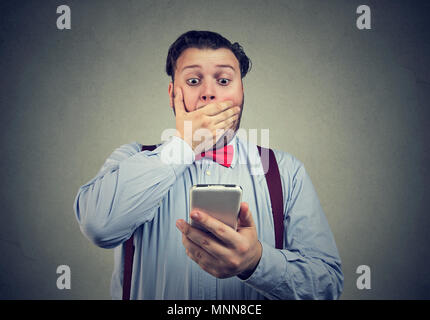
[168,82,174,108]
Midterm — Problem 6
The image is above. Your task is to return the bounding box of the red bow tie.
[195,145,234,168]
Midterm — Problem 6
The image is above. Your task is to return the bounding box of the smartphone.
[189,184,243,232]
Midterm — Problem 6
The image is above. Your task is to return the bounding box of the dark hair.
[166,30,251,81]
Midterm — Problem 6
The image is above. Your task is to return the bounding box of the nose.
[201,94,215,102]
[200,83,216,103]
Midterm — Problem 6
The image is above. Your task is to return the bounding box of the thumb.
[237,202,255,228]
[174,86,186,114]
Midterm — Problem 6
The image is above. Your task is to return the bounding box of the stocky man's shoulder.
[235,136,306,180]
[106,141,143,161]
[270,147,307,180]
[97,142,145,173]
[106,139,167,162]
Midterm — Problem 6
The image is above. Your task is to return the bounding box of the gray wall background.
[1,0,429,299]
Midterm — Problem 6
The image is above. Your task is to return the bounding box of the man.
[74,30,343,299]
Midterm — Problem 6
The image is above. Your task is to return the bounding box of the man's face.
[168,47,244,132]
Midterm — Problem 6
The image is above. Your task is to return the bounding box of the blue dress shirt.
[74,134,343,299]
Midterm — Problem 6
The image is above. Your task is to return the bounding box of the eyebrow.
[180,64,236,73]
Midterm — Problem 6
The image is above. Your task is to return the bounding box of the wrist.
[237,241,262,280]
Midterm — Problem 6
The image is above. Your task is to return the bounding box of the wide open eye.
[218,78,230,86]
[186,78,200,86]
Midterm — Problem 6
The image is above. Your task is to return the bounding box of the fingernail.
[191,211,199,220]
[176,220,184,230]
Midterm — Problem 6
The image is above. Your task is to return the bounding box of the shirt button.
[206,170,211,176]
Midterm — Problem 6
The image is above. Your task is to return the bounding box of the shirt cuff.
[238,241,305,296]
[155,135,195,165]
[237,241,286,294]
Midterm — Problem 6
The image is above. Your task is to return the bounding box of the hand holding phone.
[177,198,263,280]
[189,184,242,232]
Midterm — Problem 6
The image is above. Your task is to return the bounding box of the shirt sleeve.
[73,136,195,249]
[239,153,344,299]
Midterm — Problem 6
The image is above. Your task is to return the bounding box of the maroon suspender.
[256,146,285,250]
[122,235,134,300]
[122,144,284,299]
[122,144,157,300]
